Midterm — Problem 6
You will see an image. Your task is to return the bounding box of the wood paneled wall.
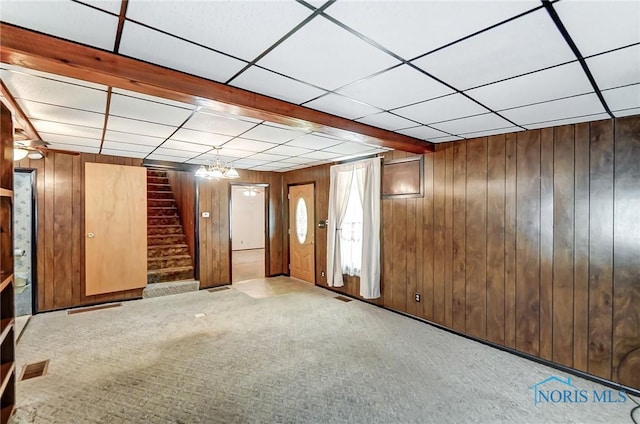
[281,116,640,390]
[197,170,283,288]
[16,153,144,311]
[380,116,639,390]
[166,170,197,265]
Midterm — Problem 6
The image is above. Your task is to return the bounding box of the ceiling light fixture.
[27,151,44,160]
[195,147,239,180]
[13,148,29,161]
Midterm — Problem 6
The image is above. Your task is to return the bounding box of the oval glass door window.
[296,197,308,244]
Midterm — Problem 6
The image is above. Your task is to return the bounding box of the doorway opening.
[13,168,37,337]
[288,183,315,284]
[230,184,268,283]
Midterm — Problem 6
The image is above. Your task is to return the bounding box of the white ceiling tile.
[1,70,108,113]
[104,130,165,147]
[31,120,103,140]
[394,94,487,125]
[355,112,417,131]
[602,84,640,111]
[586,44,640,90]
[502,93,606,126]
[246,152,289,162]
[145,153,187,163]
[18,100,104,128]
[263,145,312,157]
[325,1,539,59]
[230,159,270,168]
[111,88,195,110]
[524,113,612,130]
[258,16,400,90]
[457,126,522,139]
[277,156,317,165]
[160,140,212,153]
[305,93,381,120]
[183,112,257,136]
[285,133,342,150]
[153,147,198,159]
[39,132,101,148]
[338,65,454,110]
[100,149,148,159]
[196,152,241,163]
[101,141,155,154]
[251,165,284,171]
[613,107,640,118]
[47,143,99,154]
[466,62,593,111]
[82,0,121,14]
[554,0,640,57]
[170,128,232,146]
[217,148,254,159]
[222,138,276,153]
[126,0,312,61]
[413,9,575,90]
[119,22,246,83]
[431,113,514,136]
[325,142,378,155]
[0,0,118,50]
[0,64,107,90]
[107,116,175,139]
[230,67,327,104]
[109,93,193,126]
[429,135,464,143]
[299,150,343,160]
[185,158,209,165]
[396,126,448,140]
[241,125,303,144]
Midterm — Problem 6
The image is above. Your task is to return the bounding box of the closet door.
[85,163,147,295]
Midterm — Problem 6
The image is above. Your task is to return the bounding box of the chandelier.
[195,147,239,180]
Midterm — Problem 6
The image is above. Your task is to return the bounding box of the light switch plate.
[202,212,210,218]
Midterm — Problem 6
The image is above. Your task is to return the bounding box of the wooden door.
[85,163,147,295]
[289,184,314,283]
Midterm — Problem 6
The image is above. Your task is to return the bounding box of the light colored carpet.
[10,278,633,424]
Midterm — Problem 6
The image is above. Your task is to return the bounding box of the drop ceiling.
[0,0,639,172]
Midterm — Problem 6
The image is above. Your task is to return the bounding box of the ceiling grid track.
[542,0,614,119]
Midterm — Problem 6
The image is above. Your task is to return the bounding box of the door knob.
[87,232,95,238]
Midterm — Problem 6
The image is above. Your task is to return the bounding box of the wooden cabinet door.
[85,163,147,295]
[289,184,315,284]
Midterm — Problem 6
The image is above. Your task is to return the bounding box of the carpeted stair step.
[148,254,193,269]
[146,266,194,284]
[147,183,172,192]
[142,279,199,298]
[148,198,177,208]
[148,234,186,246]
[147,226,184,236]
[148,244,190,258]
[147,190,175,200]
[148,215,181,226]
[148,206,179,217]
[147,176,169,185]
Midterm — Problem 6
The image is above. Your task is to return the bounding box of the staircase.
[146,169,194,284]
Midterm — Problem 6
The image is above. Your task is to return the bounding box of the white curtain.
[327,158,381,299]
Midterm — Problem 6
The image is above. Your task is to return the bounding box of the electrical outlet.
[415,293,421,302]
[321,271,325,278]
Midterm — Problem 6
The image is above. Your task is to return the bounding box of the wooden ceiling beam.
[0,23,434,154]
[0,79,41,141]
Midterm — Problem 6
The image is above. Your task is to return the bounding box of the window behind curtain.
[340,175,363,276]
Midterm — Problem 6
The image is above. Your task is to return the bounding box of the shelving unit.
[0,102,15,424]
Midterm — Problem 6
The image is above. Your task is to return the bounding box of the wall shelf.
[0,99,16,424]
